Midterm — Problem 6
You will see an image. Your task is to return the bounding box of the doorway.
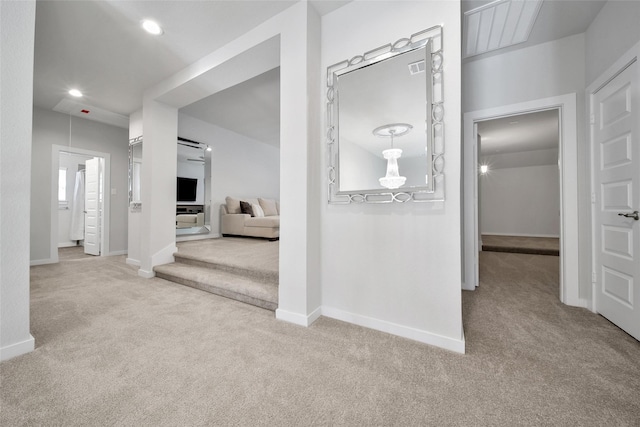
[51,145,111,263]
[463,94,580,306]
[477,109,560,256]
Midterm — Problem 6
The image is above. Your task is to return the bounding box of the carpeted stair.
[154,252,278,311]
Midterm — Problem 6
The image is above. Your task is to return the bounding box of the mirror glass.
[176,138,212,236]
[337,46,429,192]
[327,26,444,203]
[128,138,142,205]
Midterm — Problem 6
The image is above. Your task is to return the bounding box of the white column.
[276,3,322,325]
[0,0,36,361]
[138,100,178,277]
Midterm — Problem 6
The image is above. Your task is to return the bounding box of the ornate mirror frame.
[326,25,444,204]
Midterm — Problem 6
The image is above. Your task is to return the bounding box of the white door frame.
[50,145,110,263]
[588,40,640,314]
[463,94,580,307]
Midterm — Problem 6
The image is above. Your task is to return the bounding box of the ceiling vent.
[53,98,129,129]
[408,60,426,75]
[463,0,543,58]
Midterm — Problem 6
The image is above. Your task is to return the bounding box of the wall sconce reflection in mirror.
[326,25,444,204]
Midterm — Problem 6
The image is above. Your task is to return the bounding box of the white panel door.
[593,61,640,341]
[84,158,101,256]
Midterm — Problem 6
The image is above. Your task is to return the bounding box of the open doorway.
[477,109,560,258]
[51,145,111,263]
[463,94,580,306]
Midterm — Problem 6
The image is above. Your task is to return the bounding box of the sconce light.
[373,123,412,189]
[480,164,489,174]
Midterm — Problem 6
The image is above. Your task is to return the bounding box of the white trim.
[587,39,640,315]
[275,307,321,327]
[321,306,465,354]
[51,145,111,263]
[138,269,155,279]
[126,258,141,267]
[57,242,79,248]
[30,258,56,266]
[0,335,35,362]
[463,94,580,307]
[108,250,127,256]
[175,231,219,242]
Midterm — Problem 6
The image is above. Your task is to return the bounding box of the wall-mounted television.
[177,177,198,202]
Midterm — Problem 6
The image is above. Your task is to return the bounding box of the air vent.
[408,60,426,75]
[463,0,543,58]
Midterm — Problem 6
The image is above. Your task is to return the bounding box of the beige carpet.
[1,251,639,425]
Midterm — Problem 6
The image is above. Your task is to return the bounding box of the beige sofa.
[221,197,279,240]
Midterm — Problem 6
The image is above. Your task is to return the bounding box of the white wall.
[339,140,384,191]
[463,33,591,300]
[58,152,94,247]
[480,163,560,237]
[31,107,129,263]
[320,1,463,352]
[178,113,280,236]
[585,0,640,86]
[0,0,36,361]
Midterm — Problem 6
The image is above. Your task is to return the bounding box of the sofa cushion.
[245,216,279,228]
[258,198,278,216]
[240,201,254,216]
[252,203,265,217]
[225,196,241,214]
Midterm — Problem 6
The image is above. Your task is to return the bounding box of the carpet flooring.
[1,250,639,425]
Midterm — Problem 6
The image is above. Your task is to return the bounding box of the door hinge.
[592,272,597,283]
[590,114,596,125]
[591,193,596,204]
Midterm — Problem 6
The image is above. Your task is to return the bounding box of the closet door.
[84,158,101,256]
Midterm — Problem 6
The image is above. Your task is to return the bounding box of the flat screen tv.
[177,177,197,202]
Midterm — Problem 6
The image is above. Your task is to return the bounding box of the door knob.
[618,210,639,220]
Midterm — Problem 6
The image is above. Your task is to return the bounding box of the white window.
[58,167,68,208]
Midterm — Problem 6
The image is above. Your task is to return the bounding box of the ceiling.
[34,0,605,148]
[32,0,349,141]
[477,109,559,156]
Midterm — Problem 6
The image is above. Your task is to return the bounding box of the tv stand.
[176,205,203,214]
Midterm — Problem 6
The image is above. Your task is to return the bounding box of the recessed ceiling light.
[141,19,163,35]
[509,121,519,125]
[68,89,83,97]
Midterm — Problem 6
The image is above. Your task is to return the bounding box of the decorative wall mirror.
[128,136,142,208]
[176,137,211,236]
[326,25,444,203]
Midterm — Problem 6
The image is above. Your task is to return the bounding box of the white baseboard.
[30,258,56,266]
[138,269,155,279]
[176,232,220,242]
[107,250,127,256]
[57,241,78,248]
[276,307,321,327]
[126,258,141,267]
[0,335,35,362]
[321,306,466,354]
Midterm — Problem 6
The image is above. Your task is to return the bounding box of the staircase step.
[154,263,278,311]
[173,253,278,286]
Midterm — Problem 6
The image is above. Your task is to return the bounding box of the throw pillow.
[258,198,278,216]
[252,203,265,218]
[240,201,254,217]
[225,196,241,214]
